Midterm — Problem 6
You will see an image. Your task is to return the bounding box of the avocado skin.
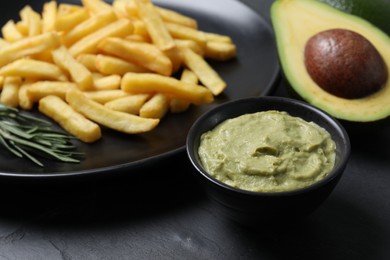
[271,0,390,122]
[320,0,390,36]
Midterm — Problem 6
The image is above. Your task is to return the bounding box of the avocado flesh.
[271,0,390,122]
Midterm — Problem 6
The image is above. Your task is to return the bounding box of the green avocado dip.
[198,110,336,192]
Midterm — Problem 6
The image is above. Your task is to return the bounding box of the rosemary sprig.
[0,104,83,167]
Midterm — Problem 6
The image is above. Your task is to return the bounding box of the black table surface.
[1,0,390,259]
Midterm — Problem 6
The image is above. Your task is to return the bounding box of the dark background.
[1,0,390,259]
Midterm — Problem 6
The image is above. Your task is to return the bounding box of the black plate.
[0,0,280,179]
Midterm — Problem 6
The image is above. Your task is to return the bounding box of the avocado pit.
[304,28,388,99]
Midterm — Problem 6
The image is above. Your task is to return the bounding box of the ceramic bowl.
[186,96,350,227]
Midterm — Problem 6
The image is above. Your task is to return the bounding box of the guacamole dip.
[198,110,336,192]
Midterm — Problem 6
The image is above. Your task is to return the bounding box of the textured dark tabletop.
[0,0,389,259]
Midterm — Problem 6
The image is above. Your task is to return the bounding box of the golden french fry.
[182,47,226,95]
[95,54,149,75]
[58,3,84,14]
[124,0,139,18]
[27,81,78,102]
[93,74,121,90]
[18,79,36,110]
[69,18,133,57]
[131,20,150,39]
[205,41,237,61]
[165,22,207,49]
[91,72,104,80]
[0,76,22,107]
[55,8,89,32]
[39,95,102,143]
[66,89,160,134]
[175,39,204,56]
[0,32,61,67]
[112,0,130,18]
[105,93,150,114]
[15,22,28,37]
[139,93,169,119]
[163,46,182,73]
[205,32,233,43]
[157,7,197,29]
[0,59,68,81]
[62,11,117,47]
[42,1,57,33]
[1,20,24,42]
[170,69,197,113]
[76,53,98,72]
[98,37,172,76]
[20,5,42,36]
[125,34,150,42]
[81,0,113,14]
[121,72,214,105]
[84,89,129,104]
[0,38,9,49]
[52,45,93,90]
[135,0,175,51]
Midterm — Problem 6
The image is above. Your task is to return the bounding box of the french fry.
[69,18,133,57]
[58,3,84,14]
[1,20,24,42]
[39,95,102,143]
[182,47,226,95]
[131,20,150,39]
[94,54,149,75]
[125,34,149,43]
[139,93,169,119]
[175,39,204,56]
[112,0,131,19]
[205,41,237,61]
[76,53,98,72]
[18,79,36,110]
[0,59,68,82]
[0,32,61,67]
[42,1,57,33]
[19,5,42,37]
[165,22,207,49]
[105,93,150,114]
[124,0,139,18]
[52,45,93,90]
[62,10,117,47]
[66,89,160,134]
[27,81,78,102]
[170,69,198,113]
[84,89,129,104]
[81,0,113,14]
[93,74,121,90]
[0,38,9,49]
[15,22,28,37]
[55,8,89,32]
[121,72,214,105]
[98,37,172,76]
[0,76,22,107]
[205,32,233,43]
[157,7,197,29]
[135,0,175,51]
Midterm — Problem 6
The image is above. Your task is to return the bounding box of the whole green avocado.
[271,0,390,122]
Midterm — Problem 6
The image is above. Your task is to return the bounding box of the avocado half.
[271,0,390,122]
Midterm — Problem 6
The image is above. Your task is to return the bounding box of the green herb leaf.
[0,104,83,167]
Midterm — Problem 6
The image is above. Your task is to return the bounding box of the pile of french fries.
[0,0,237,143]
